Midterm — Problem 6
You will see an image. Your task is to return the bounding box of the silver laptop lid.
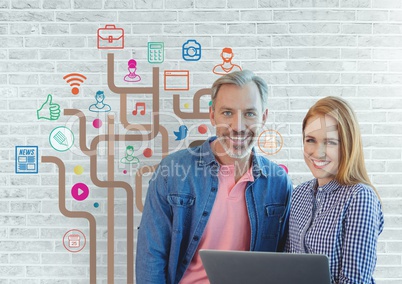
[199,250,331,284]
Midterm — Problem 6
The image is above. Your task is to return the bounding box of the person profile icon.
[120,145,140,164]
[124,59,141,82]
[212,47,242,75]
[89,90,111,112]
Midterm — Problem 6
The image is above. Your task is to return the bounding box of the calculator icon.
[148,42,164,64]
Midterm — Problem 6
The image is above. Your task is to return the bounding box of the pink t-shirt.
[179,164,254,284]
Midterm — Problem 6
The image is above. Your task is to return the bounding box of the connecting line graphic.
[41,156,97,283]
[41,53,212,283]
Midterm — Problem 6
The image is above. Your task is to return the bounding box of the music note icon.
[132,102,146,115]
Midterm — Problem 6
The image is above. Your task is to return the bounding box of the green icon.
[120,146,140,164]
[37,94,61,120]
[148,42,164,64]
[49,126,74,152]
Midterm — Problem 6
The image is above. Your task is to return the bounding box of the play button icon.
[71,182,89,201]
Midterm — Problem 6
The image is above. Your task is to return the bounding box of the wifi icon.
[63,73,87,95]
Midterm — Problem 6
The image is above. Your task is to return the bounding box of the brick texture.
[0,1,401,283]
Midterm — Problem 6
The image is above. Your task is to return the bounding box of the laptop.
[199,250,331,284]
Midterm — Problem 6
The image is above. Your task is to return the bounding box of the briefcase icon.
[97,24,124,49]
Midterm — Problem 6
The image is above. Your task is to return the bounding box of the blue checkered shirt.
[285,179,384,284]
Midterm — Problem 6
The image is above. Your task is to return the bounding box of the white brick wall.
[1,0,402,283]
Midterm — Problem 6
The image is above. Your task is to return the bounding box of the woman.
[286,96,384,283]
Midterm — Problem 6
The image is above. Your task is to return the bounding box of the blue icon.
[15,146,38,174]
[182,40,201,61]
[174,125,188,141]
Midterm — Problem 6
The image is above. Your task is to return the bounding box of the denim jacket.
[136,137,293,284]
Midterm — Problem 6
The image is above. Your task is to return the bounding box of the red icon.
[63,73,87,95]
[132,102,146,115]
[63,229,86,253]
[97,24,124,49]
[164,70,190,91]
[71,182,89,201]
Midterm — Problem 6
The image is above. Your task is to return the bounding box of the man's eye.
[223,111,232,116]
[245,112,256,117]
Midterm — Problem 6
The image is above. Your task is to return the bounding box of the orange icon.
[164,70,190,91]
[63,73,87,95]
[258,129,283,155]
[212,47,242,75]
[97,24,124,49]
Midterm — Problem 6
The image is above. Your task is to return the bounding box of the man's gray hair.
[211,70,268,110]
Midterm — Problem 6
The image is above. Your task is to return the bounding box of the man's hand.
[37,94,61,120]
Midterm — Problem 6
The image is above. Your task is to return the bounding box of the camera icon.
[182,39,202,61]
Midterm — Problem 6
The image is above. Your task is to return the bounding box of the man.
[212,47,242,75]
[136,70,292,284]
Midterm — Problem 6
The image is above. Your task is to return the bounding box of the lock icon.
[182,39,202,61]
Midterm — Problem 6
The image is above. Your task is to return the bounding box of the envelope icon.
[97,24,124,49]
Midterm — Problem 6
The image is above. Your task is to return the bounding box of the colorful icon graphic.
[198,124,208,134]
[49,126,74,152]
[37,94,61,121]
[258,129,283,155]
[97,24,124,49]
[132,102,146,116]
[148,42,164,64]
[15,146,38,174]
[63,229,86,253]
[182,39,202,61]
[164,70,190,91]
[74,165,84,175]
[124,59,141,83]
[143,148,153,158]
[120,146,140,164]
[174,125,188,141]
[71,182,90,201]
[89,90,111,112]
[63,73,87,95]
[212,47,242,75]
[278,164,288,173]
[93,118,102,128]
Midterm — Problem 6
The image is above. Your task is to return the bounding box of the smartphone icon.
[148,42,164,64]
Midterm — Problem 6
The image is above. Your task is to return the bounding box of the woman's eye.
[305,138,315,143]
[326,140,338,146]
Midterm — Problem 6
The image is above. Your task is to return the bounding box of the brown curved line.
[41,156,97,283]
[64,109,95,155]
[107,114,115,284]
[135,164,157,212]
[89,135,134,284]
[108,53,160,141]
[173,88,211,119]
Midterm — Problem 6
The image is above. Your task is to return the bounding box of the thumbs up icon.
[36,94,61,121]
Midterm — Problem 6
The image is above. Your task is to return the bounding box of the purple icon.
[124,59,141,82]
